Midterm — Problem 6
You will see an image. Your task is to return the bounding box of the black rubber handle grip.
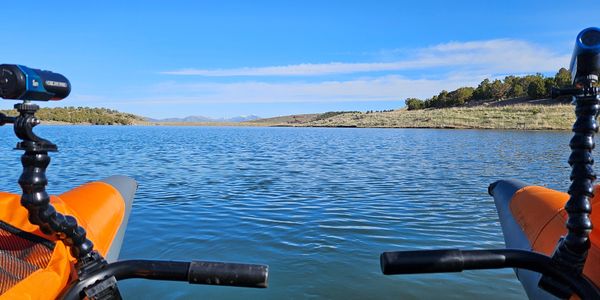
[380,249,465,275]
[188,261,268,288]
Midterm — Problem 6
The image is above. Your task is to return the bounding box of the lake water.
[0,126,574,299]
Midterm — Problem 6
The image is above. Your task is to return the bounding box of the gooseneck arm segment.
[4,102,120,298]
[539,80,600,298]
[13,102,97,260]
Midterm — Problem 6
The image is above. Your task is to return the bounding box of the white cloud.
[161,39,569,77]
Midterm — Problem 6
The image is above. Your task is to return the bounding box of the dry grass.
[244,114,321,124]
[300,105,575,130]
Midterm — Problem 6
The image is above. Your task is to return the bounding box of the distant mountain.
[153,115,213,122]
[225,115,261,122]
[148,115,261,123]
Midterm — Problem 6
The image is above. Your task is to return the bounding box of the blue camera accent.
[15,65,48,100]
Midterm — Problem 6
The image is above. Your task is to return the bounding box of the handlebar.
[380,249,600,299]
[62,259,268,300]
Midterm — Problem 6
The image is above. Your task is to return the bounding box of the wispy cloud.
[113,74,481,105]
[161,39,569,77]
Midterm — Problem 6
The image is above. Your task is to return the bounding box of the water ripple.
[0,126,572,299]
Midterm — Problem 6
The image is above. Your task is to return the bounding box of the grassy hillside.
[238,95,575,130]
[245,114,321,124]
[300,105,574,130]
[0,107,146,125]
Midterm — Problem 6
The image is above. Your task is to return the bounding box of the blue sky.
[1,1,599,118]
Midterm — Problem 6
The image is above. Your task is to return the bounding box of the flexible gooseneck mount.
[0,102,98,261]
[539,77,599,297]
[12,102,96,260]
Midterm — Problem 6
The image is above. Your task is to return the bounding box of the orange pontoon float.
[489,180,600,299]
[0,176,136,299]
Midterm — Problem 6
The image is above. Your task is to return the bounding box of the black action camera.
[0,64,70,101]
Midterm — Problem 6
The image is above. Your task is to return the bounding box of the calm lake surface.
[0,126,573,299]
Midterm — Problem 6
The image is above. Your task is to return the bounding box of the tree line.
[314,111,360,121]
[365,109,394,114]
[405,68,572,110]
[0,107,145,125]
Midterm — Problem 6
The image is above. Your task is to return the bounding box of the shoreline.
[36,103,576,131]
[40,121,572,131]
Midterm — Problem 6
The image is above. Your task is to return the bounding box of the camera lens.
[0,66,23,99]
[581,28,600,47]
